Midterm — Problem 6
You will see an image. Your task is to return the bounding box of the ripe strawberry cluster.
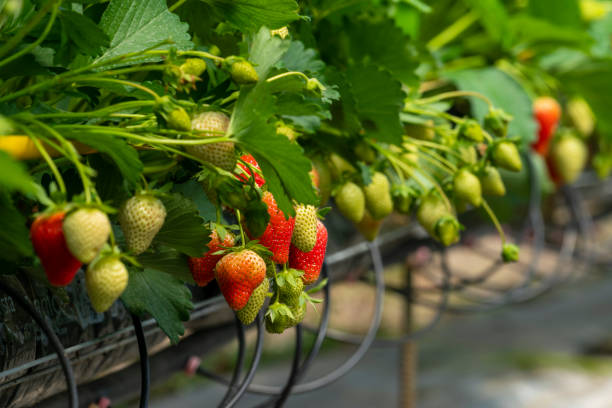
[183,110,327,332]
[30,194,167,313]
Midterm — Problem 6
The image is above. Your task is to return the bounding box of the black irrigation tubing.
[251,263,332,407]
[131,313,150,408]
[200,242,384,398]
[274,324,303,407]
[222,311,265,408]
[219,316,246,407]
[0,280,78,408]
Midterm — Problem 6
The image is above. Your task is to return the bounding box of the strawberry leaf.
[96,0,193,68]
[0,151,37,195]
[0,192,33,262]
[203,0,302,33]
[249,27,291,80]
[121,267,193,344]
[345,63,405,145]
[230,83,318,214]
[137,246,196,284]
[154,193,210,257]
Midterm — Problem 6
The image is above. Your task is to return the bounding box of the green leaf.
[527,0,582,28]
[138,246,196,284]
[121,267,193,344]
[0,151,36,195]
[172,180,217,222]
[60,10,110,56]
[281,41,325,74]
[446,67,537,145]
[0,192,33,262]
[96,0,193,67]
[344,18,419,85]
[155,193,210,257]
[249,27,291,80]
[345,64,405,145]
[230,84,318,214]
[62,132,143,188]
[202,0,301,32]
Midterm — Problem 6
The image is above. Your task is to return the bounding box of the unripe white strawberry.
[291,204,318,252]
[63,208,111,263]
[86,256,129,313]
[118,194,166,255]
[186,111,235,171]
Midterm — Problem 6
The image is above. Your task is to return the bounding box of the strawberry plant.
[0,0,544,342]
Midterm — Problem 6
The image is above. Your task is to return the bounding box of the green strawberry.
[453,169,482,207]
[329,154,356,178]
[236,278,270,325]
[550,135,588,184]
[354,142,377,163]
[355,210,382,241]
[363,172,393,220]
[167,108,191,131]
[502,243,520,263]
[435,216,460,247]
[335,181,365,223]
[229,59,259,84]
[265,303,296,334]
[291,204,318,252]
[457,143,477,165]
[63,208,111,263]
[186,111,235,171]
[180,58,207,77]
[405,121,435,140]
[86,255,129,313]
[392,184,414,215]
[118,194,167,255]
[458,119,483,142]
[417,192,459,245]
[484,107,512,137]
[492,141,522,172]
[480,166,506,196]
[277,268,304,307]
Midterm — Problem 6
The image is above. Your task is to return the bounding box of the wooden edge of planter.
[0,135,96,160]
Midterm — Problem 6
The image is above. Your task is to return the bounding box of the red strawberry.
[249,192,295,264]
[215,249,266,310]
[289,220,328,285]
[532,97,561,156]
[236,154,265,187]
[30,212,82,286]
[189,230,235,286]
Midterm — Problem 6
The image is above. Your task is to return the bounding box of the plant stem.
[70,77,161,100]
[481,200,506,244]
[29,120,93,203]
[145,49,224,63]
[266,71,310,83]
[0,0,60,68]
[416,90,493,109]
[168,0,188,12]
[427,10,479,52]
[235,209,247,247]
[19,125,66,194]
[21,100,156,119]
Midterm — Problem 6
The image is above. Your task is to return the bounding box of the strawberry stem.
[416,90,493,110]
[481,199,506,244]
[235,209,247,247]
[18,124,66,195]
